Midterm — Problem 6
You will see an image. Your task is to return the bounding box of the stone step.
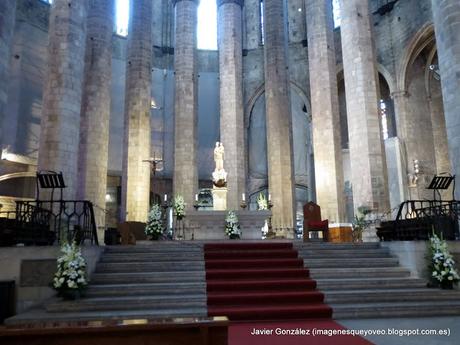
[302,257,399,268]
[96,261,205,273]
[91,271,205,284]
[104,245,202,254]
[85,282,207,297]
[331,300,460,319]
[5,308,208,326]
[46,294,207,313]
[100,253,204,263]
[294,243,381,250]
[309,267,410,279]
[324,288,460,304]
[316,277,425,290]
[297,249,390,257]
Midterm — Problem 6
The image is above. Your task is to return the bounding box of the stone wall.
[0,246,103,313]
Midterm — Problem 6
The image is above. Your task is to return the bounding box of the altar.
[186,210,271,240]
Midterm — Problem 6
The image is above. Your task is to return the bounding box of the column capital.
[217,0,244,8]
[173,0,200,7]
[390,90,409,99]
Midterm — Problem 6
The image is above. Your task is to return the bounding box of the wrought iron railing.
[377,200,460,241]
[395,200,460,222]
[0,200,98,246]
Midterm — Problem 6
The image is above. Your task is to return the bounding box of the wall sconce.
[151,98,162,110]
[429,64,441,81]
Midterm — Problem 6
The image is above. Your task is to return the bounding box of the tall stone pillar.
[0,0,16,145]
[173,0,199,209]
[339,0,390,213]
[78,0,114,233]
[121,0,153,222]
[217,0,245,210]
[38,0,88,199]
[306,0,345,223]
[432,0,460,199]
[263,0,296,234]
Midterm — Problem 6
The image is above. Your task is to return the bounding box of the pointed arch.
[396,22,435,92]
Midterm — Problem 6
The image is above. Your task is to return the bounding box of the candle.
[195,194,198,202]
[164,194,167,202]
[242,193,245,201]
[268,194,271,201]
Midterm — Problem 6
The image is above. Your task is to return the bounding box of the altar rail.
[0,200,98,246]
[377,200,460,241]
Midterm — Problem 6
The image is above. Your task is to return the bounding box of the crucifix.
[142,152,164,175]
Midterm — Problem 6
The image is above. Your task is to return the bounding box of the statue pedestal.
[212,187,227,211]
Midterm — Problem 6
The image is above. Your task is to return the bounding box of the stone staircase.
[295,242,460,319]
[40,242,208,321]
[7,241,460,325]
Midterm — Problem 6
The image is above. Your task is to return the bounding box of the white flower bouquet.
[145,204,164,240]
[173,195,186,219]
[429,232,459,289]
[257,193,268,210]
[53,242,88,299]
[225,210,241,239]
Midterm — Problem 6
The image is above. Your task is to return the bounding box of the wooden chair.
[303,202,329,242]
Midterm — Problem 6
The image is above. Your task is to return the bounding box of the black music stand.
[36,171,66,202]
[427,174,456,201]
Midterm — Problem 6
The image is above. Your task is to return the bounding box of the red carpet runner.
[204,242,332,321]
[204,242,374,344]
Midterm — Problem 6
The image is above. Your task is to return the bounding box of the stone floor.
[339,316,460,345]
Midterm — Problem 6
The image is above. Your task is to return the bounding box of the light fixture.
[151,98,162,110]
[429,64,441,81]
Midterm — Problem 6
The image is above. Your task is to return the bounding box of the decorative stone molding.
[172,0,200,6]
[217,0,244,7]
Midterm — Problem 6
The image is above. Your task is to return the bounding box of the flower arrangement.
[145,204,164,240]
[225,210,241,239]
[429,231,459,289]
[257,193,268,210]
[173,195,186,219]
[52,242,88,299]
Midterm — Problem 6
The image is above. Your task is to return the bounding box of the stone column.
[0,0,16,145]
[339,0,390,213]
[78,0,114,234]
[244,0,261,49]
[38,0,88,199]
[121,0,153,222]
[263,0,296,234]
[432,0,460,199]
[217,0,245,210]
[306,0,345,223]
[173,0,199,209]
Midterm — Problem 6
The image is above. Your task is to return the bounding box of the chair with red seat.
[303,202,329,242]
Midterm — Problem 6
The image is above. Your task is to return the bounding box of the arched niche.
[246,84,314,216]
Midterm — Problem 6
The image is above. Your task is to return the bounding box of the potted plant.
[352,206,372,243]
[428,231,459,289]
[52,242,88,300]
[145,204,164,240]
[225,211,241,239]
